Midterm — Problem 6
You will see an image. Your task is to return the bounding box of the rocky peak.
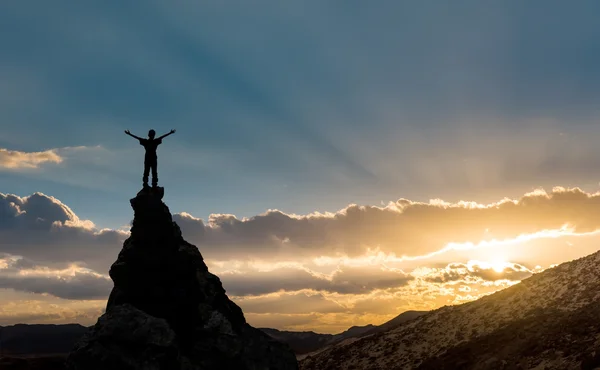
[66,187,298,370]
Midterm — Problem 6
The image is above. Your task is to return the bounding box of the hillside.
[300,250,600,370]
[418,301,600,369]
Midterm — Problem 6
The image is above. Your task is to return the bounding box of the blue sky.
[3,1,600,228]
[5,1,600,332]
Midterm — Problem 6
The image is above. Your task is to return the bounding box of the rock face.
[66,187,298,370]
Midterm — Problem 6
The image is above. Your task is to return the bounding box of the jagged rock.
[66,304,185,370]
[67,188,298,370]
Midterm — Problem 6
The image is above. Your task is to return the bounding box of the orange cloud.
[0,292,105,326]
[0,147,62,169]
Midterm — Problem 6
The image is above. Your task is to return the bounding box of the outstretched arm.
[124,130,142,140]
[157,129,176,140]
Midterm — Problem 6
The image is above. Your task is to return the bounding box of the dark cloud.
[0,272,112,300]
[0,255,112,300]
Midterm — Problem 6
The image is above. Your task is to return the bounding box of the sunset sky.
[3,1,600,333]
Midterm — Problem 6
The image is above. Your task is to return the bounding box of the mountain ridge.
[260,310,427,358]
[0,324,88,356]
[0,312,426,359]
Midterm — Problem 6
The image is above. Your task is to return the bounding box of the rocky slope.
[418,301,600,369]
[66,187,298,370]
[300,250,600,370]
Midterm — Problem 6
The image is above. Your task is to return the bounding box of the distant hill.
[300,250,600,370]
[259,329,335,356]
[0,355,66,370]
[260,310,427,356]
[0,324,88,356]
[0,312,426,359]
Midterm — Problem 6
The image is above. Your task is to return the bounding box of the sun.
[467,257,510,273]
[486,253,512,273]
[490,260,506,273]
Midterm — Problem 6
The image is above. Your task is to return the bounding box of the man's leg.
[143,161,150,187]
[151,160,158,187]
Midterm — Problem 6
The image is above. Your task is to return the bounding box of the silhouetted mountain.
[260,310,427,356]
[300,250,600,370]
[0,324,87,356]
[66,187,298,370]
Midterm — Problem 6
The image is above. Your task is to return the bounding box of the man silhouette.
[125,129,176,188]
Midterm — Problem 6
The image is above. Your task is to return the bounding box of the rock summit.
[66,187,298,370]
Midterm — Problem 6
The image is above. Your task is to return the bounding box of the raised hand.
[170,129,176,134]
[125,129,130,135]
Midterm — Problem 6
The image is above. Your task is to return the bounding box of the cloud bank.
[173,187,600,261]
[1,187,600,330]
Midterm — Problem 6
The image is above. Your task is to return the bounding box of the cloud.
[0,254,112,300]
[0,192,127,271]
[420,261,534,284]
[0,145,127,193]
[0,148,62,169]
[174,187,600,261]
[1,187,597,283]
[221,265,412,296]
[236,292,345,315]
[0,187,595,332]
[0,291,105,325]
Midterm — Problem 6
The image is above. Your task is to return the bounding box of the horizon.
[3,1,600,335]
